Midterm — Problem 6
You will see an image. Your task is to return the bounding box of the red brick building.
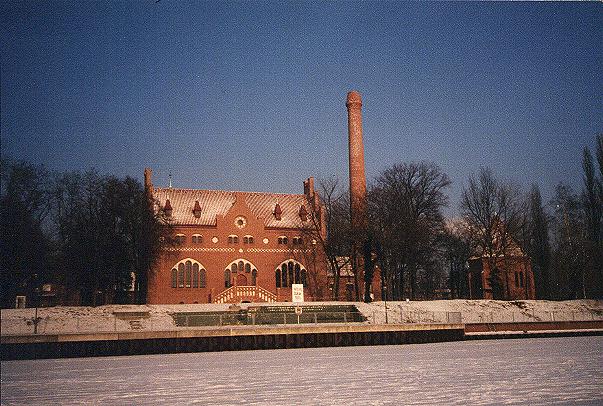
[145,171,329,304]
[467,234,536,300]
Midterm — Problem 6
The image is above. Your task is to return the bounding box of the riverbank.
[2,299,602,360]
[2,299,601,336]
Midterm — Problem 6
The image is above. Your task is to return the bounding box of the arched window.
[252,269,257,286]
[281,263,288,287]
[243,235,254,244]
[175,234,186,244]
[171,268,177,288]
[275,260,308,288]
[185,261,192,287]
[288,262,294,287]
[178,263,185,288]
[231,263,237,274]
[238,261,244,273]
[200,269,206,288]
[192,263,199,288]
[224,269,231,288]
[228,235,239,244]
[277,236,288,245]
[245,263,251,273]
[192,234,202,244]
[292,237,303,245]
[170,259,207,289]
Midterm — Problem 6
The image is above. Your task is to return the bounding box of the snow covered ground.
[1,336,601,405]
[1,299,601,335]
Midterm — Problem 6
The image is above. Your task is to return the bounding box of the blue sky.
[2,1,602,215]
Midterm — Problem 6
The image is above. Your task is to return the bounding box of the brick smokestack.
[346,91,367,231]
[144,168,153,195]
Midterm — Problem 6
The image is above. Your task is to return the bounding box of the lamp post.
[32,273,41,334]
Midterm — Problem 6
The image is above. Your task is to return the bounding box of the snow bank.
[1,299,601,335]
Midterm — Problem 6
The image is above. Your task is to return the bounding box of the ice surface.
[1,337,601,405]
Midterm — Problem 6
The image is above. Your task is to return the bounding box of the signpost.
[292,284,304,303]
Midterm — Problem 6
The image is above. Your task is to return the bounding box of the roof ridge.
[154,187,305,197]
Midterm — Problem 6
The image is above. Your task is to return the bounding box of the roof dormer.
[193,200,202,218]
[274,202,282,221]
[164,199,173,217]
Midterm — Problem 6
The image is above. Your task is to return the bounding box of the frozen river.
[1,336,602,405]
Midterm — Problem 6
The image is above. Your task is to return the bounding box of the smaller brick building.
[467,237,535,300]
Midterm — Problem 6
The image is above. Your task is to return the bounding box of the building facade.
[146,172,329,304]
[467,255,535,300]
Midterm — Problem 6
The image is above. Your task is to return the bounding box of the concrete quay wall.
[1,324,464,360]
[3,320,603,361]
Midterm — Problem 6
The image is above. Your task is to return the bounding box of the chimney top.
[346,91,362,108]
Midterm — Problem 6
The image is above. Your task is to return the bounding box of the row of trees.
[311,135,602,301]
[2,135,600,306]
[0,160,169,308]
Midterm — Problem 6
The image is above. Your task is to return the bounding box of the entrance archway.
[224,259,258,287]
[236,274,248,286]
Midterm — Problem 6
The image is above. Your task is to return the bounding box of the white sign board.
[292,284,304,303]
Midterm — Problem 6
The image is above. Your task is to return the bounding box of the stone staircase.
[213,285,277,304]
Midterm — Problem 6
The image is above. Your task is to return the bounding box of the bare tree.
[294,177,352,300]
[369,162,451,300]
[441,219,472,299]
[526,185,552,299]
[460,167,525,299]
[550,183,594,299]
[582,146,602,244]
[0,159,53,308]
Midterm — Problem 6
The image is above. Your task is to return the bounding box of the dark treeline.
[0,160,170,308]
[2,135,601,307]
[317,134,603,301]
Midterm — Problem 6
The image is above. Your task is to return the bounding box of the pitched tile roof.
[153,187,309,228]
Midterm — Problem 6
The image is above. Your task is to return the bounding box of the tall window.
[192,263,199,288]
[252,269,257,286]
[200,269,206,288]
[281,263,288,287]
[171,269,177,288]
[178,263,185,288]
[185,261,192,287]
[275,260,308,288]
[224,269,231,288]
[169,259,207,289]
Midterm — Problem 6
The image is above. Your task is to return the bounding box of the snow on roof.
[153,187,309,229]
